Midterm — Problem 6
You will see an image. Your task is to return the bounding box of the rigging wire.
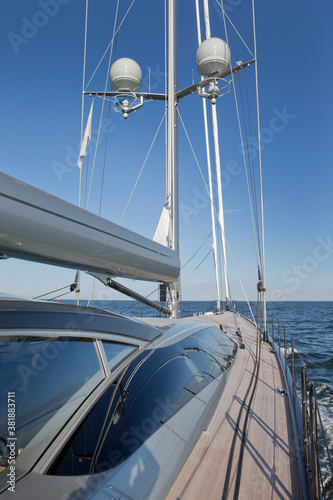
[202,0,230,308]
[76,0,90,307]
[228,5,262,267]
[47,290,74,302]
[119,110,167,224]
[215,0,261,270]
[195,0,221,309]
[182,248,213,284]
[84,0,137,90]
[164,0,168,200]
[87,278,98,308]
[79,0,89,209]
[99,100,112,216]
[177,109,255,324]
[33,285,75,300]
[214,0,254,58]
[85,0,120,210]
[182,228,214,268]
[83,133,91,208]
[252,0,267,331]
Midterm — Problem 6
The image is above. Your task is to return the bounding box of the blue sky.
[1,0,332,302]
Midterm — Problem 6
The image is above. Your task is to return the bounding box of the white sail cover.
[0,173,180,283]
[153,206,170,247]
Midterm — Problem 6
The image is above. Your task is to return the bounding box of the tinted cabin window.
[180,346,222,380]
[180,327,236,381]
[192,328,235,365]
[49,345,206,476]
[0,337,103,441]
[0,336,104,486]
[49,327,236,476]
[102,342,136,373]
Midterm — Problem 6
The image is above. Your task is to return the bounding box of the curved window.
[49,345,207,476]
[190,327,236,366]
[0,336,104,490]
[181,347,222,380]
[102,341,136,373]
[48,326,236,477]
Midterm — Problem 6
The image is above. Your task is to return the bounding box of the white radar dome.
[196,38,231,77]
[110,58,142,92]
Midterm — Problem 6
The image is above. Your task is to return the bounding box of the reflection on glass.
[50,346,209,476]
[0,337,104,487]
[102,342,136,373]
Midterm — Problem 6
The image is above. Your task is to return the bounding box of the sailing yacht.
[0,0,327,498]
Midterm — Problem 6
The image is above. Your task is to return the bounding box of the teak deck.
[165,310,302,499]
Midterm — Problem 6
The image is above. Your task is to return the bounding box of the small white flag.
[77,101,94,169]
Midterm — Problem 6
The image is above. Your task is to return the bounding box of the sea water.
[64,299,333,496]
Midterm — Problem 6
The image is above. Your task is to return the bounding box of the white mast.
[168,0,180,318]
[203,0,230,309]
[195,0,221,310]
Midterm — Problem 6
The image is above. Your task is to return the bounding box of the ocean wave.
[323,473,333,499]
[279,347,299,357]
[316,383,333,397]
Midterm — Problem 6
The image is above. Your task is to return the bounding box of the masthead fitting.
[196,38,231,77]
[110,58,142,92]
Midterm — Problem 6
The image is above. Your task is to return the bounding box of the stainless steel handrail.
[271,314,333,500]
[233,303,332,499]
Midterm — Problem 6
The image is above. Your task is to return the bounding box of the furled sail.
[153,206,170,247]
[0,173,180,283]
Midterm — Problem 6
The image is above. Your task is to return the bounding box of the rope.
[119,110,167,224]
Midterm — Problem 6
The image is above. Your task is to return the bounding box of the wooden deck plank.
[165,311,302,499]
